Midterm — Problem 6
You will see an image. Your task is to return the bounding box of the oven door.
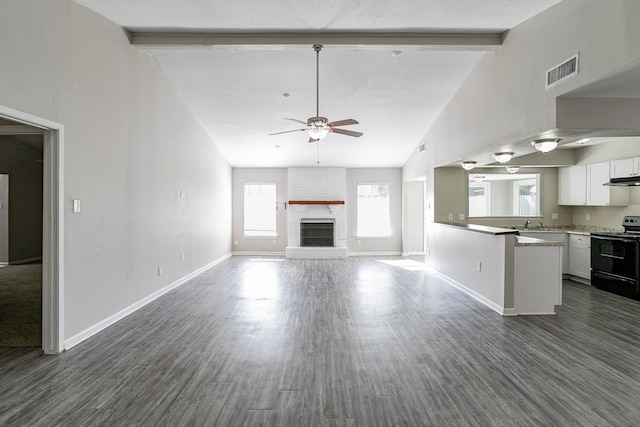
[590,234,639,279]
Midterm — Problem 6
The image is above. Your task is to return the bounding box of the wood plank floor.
[2,256,640,426]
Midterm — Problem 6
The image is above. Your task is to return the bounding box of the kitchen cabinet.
[568,234,590,280]
[558,162,628,206]
[558,165,586,205]
[520,232,568,274]
[610,157,640,178]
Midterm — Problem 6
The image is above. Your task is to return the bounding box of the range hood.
[604,176,640,186]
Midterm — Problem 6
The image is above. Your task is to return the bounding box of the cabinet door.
[610,158,635,178]
[569,234,591,280]
[558,165,586,205]
[587,162,611,206]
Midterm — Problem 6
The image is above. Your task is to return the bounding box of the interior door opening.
[0,107,63,354]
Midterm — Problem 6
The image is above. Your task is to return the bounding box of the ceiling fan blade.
[330,128,363,138]
[285,118,309,125]
[269,128,307,136]
[327,119,359,127]
[308,137,319,143]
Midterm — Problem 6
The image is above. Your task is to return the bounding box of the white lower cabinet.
[568,234,591,280]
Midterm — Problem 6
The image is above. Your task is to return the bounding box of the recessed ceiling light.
[575,138,590,144]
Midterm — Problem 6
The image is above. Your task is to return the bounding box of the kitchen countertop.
[515,235,564,246]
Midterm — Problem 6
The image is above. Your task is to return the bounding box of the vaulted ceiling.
[73,0,562,167]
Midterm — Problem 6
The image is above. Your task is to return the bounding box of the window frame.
[356,182,392,238]
[243,182,277,238]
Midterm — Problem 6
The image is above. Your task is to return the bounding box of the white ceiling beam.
[128,31,504,51]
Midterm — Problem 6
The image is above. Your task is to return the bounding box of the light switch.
[73,199,81,213]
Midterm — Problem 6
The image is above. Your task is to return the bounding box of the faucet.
[524,220,530,229]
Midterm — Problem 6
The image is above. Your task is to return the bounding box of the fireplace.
[300,219,335,247]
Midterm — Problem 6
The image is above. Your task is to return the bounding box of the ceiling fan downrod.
[313,44,322,118]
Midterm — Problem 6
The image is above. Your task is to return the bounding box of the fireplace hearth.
[300,219,334,247]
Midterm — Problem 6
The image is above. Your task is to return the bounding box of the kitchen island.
[428,222,562,315]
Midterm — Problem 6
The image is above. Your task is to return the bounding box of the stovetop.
[591,216,640,239]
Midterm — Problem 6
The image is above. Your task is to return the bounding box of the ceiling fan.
[270,44,363,143]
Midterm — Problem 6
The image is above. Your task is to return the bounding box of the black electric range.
[591,216,640,300]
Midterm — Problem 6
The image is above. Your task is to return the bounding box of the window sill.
[243,234,278,239]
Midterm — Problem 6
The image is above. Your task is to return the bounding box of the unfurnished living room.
[2,0,640,425]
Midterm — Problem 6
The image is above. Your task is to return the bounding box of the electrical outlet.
[358,239,361,245]
[448,213,454,220]
[552,213,559,220]
[458,214,465,220]
[476,261,482,272]
[180,252,184,261]
[158,266,162,276]
[272,239,276,245]
[586,213,591,221]
[234,240,238,246]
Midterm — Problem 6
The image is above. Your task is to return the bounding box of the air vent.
[418,143,425,153]
[546,53,579,88]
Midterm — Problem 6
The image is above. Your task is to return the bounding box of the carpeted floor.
[0,264,41,347]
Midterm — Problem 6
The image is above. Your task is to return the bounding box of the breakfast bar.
[428,222,563,315]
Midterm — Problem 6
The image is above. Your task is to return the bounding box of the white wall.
[1,1,232,343]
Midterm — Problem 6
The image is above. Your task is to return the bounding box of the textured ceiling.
[74,0,562,167]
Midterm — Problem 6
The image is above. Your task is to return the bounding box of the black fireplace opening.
[300,219,335,247]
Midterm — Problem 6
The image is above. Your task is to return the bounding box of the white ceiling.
[74,0,562,167]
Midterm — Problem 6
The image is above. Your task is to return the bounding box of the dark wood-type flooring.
[1,256,640,426]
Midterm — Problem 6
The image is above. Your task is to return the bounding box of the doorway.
[0,106,63,354]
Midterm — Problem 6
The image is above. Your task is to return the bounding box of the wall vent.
[546,53,579,88]
[418,143,426,153]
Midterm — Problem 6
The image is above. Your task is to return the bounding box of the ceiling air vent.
[418,143,425,153]
[546,53,579,88]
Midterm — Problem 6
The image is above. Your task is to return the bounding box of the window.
[357,183,391,237]
[512,179,537,216]
[244,183,277,237]
[467,173,541,218]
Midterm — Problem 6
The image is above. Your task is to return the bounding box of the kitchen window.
[467,173,541,218]
[244,182,277,237]
[357,183,391,237]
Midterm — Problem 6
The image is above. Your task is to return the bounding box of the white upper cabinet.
[558,165,586,205]
[558,162,628,206]
[610,157,640,178]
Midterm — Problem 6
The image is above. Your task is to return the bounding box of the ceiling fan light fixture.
[461,161,477,170]
[492,152,514,163]
[505,166,520,173]
[532,138,559,153]
[308,127,329,140]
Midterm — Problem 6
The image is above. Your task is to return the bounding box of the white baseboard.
[426,267,512,316]
[232,251,286,256]
[402,252,426,256]
[10,257,43,265]
[348,252,402,257]
[64,253,232,350]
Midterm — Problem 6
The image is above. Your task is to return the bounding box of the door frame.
[0,105,64,354]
